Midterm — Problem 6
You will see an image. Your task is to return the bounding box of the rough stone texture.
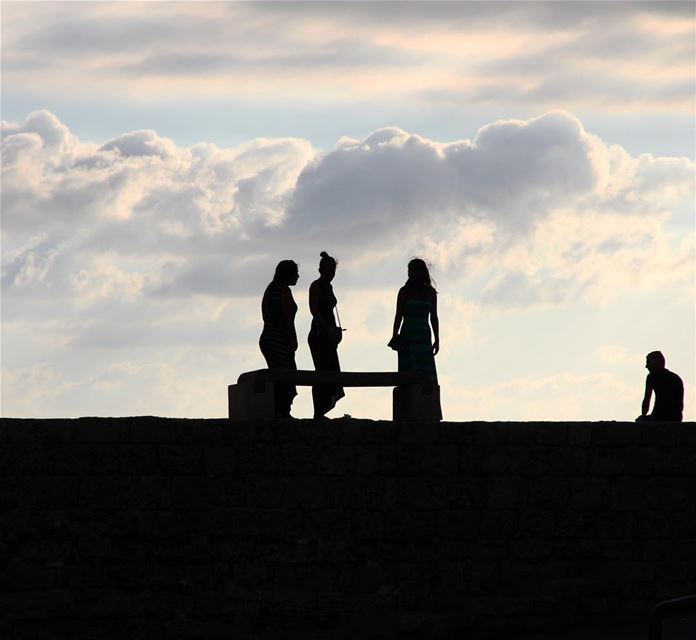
[1,417,695,639]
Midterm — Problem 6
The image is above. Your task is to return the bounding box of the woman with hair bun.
[308,251,345,419]
[259,260,300,418]
[390,258,442,419]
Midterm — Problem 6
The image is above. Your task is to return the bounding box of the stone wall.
[1,417,695,639]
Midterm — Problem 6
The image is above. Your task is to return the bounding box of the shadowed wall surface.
[1,417,695,639]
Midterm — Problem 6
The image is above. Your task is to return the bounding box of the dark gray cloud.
[287,112,602,243]
[248,1,693,29]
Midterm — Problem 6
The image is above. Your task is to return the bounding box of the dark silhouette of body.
[259,260,300,418]
[390,258,442,420]
[308,252,345,419]
[636,351,684,422]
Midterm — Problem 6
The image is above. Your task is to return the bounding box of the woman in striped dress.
[260,260,300,418]
[390,258,442,418]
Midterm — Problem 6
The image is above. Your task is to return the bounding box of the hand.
[432,339,440,356]
[335,327,343,345]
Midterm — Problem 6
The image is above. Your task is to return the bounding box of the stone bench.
[228,369,441,421]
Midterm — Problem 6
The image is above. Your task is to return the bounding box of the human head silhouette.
[406,258,436,290]
[274,260,299,286]
[318,251,337,282]
[645,351,666,373]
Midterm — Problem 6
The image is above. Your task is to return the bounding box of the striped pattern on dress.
[398,299,438,385]
[259,282,297,370]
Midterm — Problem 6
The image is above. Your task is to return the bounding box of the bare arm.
[309,281,336,334]
[430,289,440,355]
[641,379,653,416]
[392,288,405,338]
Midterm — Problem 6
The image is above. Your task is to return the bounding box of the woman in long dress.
[390,258,442,418]
[308,251,345,419]
[259,260,300,418]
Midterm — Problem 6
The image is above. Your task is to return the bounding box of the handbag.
[387,334,409,352]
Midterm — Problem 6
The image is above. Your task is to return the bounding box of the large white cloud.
[2,109,693,303]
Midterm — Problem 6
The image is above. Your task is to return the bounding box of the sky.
[1,0,694,421]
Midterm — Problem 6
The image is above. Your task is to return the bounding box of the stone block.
[118,444,159,474]
[317,445,354,475]
[487,476,526,509]
[74,417,131,443]
[359,445,397,475]
[203,445,237,475]
[568,424,591,446]
[76,588,133,618]
[0,589,75,619]
[509,447,551,477]
[304,508,351,541]
[397,419,437,445]
[528,477,570,509]
[420,445,459,475]
[294,563,336,592]
[18,476,80,509]
[641,424,677,446]
[549,447,588,475]
[91,444,122,474]
[591,423,641,446]
[137,476,172,509]
[328,476,366,509]
[611,478,649,510]
[158,444,203,474]
[236,443,282,474]
[0,564,55,591]
[80,476,136,510]
[588,448,626,475]
[626,446,661,475]
[246,476,286,507]
[281,443,319,474]
[662,448,696,475]
[202,507,259,537]
[570,478,611,509]
[497,423,538,445]
[397,476,435,509]
[460,446,509,474]
[284,476,327,509]
[480,510,519,538]
[536,425,568,445]
[437,510,481,539]
[636,511,673,539]
[517,510,555,537]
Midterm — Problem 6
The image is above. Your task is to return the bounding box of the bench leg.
[393,385,442,421]
[228,382,276,421]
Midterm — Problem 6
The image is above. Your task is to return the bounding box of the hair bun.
[320,251,329,259]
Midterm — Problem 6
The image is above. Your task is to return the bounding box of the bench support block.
[393,385,442,422]
[228,382,275,421]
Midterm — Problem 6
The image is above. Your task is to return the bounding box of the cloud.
[2,109,692,305]
[2,109,693,418]
[2,2,693,110]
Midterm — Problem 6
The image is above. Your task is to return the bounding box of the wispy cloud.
[3,1,693,110]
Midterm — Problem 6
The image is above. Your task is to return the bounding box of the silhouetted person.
[636,351,684,422]
[390,258,442,419]
[260,260,300,418]
[308,251,345,419]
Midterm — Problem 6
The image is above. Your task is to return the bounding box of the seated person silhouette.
[636,351,684,422]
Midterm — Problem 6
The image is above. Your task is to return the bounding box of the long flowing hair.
[405,258,437,292]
